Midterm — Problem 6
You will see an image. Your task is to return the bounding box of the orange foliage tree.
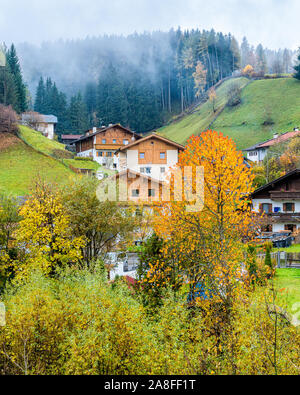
[144,130,255,323]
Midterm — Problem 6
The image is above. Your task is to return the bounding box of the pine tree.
[0,60,18,109]
[294,49,300,80]
[68,93,88,133]
[34,77,46,113]
[6,44,27,112]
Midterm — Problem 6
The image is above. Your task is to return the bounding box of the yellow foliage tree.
[242,64,254,77]
[146,130,255,325]
[193,61,207,97]
[14,180,85,278]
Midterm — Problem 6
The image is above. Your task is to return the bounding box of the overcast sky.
[0,0,299,49]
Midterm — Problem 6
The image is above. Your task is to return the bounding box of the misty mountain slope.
[158,77,249,145]
[160,77,300,150]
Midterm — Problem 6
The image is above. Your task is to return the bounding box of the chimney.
[93,127,97,134]
[273,133,279,139]
[294,127,299,132]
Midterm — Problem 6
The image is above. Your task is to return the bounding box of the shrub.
[0,104,18,134]
[226,82,242,107]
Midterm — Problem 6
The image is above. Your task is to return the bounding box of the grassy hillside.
[159,77,249,145]
[18,126,101,171]
[160,77,300,150]
[0,133,74,196]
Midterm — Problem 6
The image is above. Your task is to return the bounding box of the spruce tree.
[34,77,46,113]
[294,49,300,80]
[0,62,18,108]
[6,44,27,112]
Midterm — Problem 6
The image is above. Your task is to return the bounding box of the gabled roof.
[117,133,185,152]
[115,168,165,185]
[61,134,83,140]
[71,124,142,144]
[251,169,300,198]
[21,113,58,124]
[244,131,300,152]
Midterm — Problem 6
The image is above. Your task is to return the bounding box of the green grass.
[158,77,249,145]
[0,139,74,196]
[18,125,68,157]
[273,268,300,312]
[160,77,300,150]
[275,244,300,253]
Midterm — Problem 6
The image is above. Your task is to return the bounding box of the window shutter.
[268,204,272,213]
[283,203,287,212]
[259,203,263,212]
[292,203,295,212]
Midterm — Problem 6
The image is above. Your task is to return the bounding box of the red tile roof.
[259,131,300,147]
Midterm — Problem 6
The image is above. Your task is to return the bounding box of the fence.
[257,251,300,269]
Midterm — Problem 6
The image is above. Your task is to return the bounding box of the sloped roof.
[61,134,83,140]
[251,169,300,198]
[117,133,185,152]
[244,131,300,151]
[21,113,58,124]
[71,124,142,144]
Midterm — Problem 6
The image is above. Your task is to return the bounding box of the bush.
[0,104,18,134]
[226,82,242,107]
[52,149,74,159]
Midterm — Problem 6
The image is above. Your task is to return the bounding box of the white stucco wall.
[252,198,300,231]
[252,198,300,213]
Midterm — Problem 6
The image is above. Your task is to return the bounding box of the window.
[160,167,165,173]
[140,167,145,173]
[284,203,295,212]
[262,203,271,213]
[107,152,112,157]
[113,139,117,144]
[132,189,140,197]
[97,151,103,157]
[148,189,155,197]
[140,152,145,159]
[123,139,129,145]
[249,151,258,157]
[102,139,106,144]
[285,224,296,233]
[145,167,151,174]
[160,152,166,159]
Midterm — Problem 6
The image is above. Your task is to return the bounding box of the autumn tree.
[193,61,207,98]
[242,64,254,78]
[62,177,138,264]
[208,87,217,113]
[14,180,85,278]
[145,131,255,327]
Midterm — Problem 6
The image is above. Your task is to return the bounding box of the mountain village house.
[116,133,185,181]
[72,124,142,170]
[244,128,300,163]
[21,112,58,140]
[252,169,300,233]
[72,124,185,204]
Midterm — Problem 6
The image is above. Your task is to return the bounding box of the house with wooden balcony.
[116,133,185,182]
[71,124,142,170]
[252,169,300,233]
